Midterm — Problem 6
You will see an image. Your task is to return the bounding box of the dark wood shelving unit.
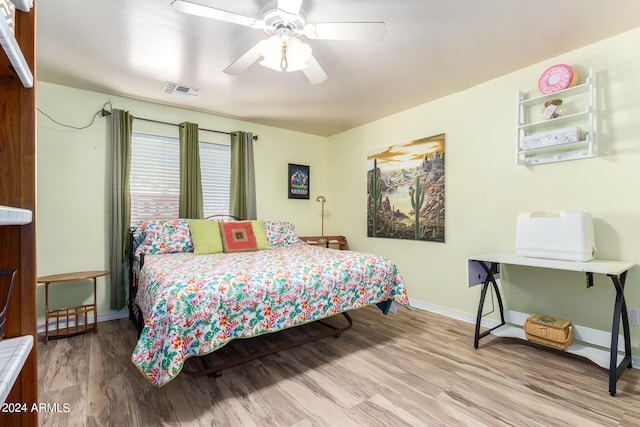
[0,3,38,426]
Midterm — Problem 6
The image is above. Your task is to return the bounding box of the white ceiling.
[36,0,640,137]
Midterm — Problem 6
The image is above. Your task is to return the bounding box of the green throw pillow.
[188,220,224,254]
[251,220,272,250]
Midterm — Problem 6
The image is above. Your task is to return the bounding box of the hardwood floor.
[37,306,640,426]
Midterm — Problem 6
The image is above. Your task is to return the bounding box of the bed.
[128,218,409,387]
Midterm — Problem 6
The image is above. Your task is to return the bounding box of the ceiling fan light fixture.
[172,0,383,84]
[258,35,311,72]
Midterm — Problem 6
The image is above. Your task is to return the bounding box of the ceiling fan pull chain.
[280,43,288,71]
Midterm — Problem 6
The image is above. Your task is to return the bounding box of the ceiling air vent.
[161,81,201,98]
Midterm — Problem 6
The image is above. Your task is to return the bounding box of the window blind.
[130,132,230,222]
[199,141,231,217]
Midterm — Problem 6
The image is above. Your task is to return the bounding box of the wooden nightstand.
[299,235,348,250]
[37,270,109,344]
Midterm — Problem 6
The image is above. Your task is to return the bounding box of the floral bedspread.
[131,244,409,386]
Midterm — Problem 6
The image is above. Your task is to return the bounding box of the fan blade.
[171,0,265,30]
[277,0,303,15]
[302,55,328,85]
[303,22,387,41]
[224,44,262,75]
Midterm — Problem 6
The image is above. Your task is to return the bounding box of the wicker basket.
[524,313,573,350]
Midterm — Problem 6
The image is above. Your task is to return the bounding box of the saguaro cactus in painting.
[409,175,425,240]
[368,158,382,237]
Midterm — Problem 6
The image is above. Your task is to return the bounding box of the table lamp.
[316,195,326,242]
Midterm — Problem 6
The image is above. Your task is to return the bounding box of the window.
[130,132,230,222]
[199,141,231,216]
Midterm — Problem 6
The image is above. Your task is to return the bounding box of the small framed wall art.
[288,163,310,199]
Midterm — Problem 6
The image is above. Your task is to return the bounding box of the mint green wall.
[36,83,328,323]
[327,27,640,351]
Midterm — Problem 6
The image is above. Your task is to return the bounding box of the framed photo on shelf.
[288,163,310,199]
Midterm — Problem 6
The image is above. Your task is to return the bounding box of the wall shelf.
[0,335,33,404]
[0,205,32,225]
[516,68,597,165]
[0,2,37,422]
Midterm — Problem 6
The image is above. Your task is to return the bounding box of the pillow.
[263,220,303,247]
[188,220,224,255]
[135,219,193,256]
[250,220,272,250]
[130,219,151,251]
[220,221,259,253]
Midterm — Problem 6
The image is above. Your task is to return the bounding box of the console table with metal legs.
[468,252,634,396]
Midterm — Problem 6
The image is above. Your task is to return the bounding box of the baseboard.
[408,299,480,324]
[408,298,640,370]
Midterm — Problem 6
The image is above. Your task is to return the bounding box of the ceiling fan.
[170,0,387,85]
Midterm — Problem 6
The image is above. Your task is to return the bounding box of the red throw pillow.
[220,221,258,253]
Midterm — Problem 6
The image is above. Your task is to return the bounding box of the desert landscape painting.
[367,134,445,242]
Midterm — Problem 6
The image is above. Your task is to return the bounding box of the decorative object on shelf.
[524,313,574,350]
[538,64,578,94]
[288,163,310,200]
[521,126,587,151]
[367,134,445,242]
[542,99,564,120]
[0,270,17,341]
[315,195,326,242]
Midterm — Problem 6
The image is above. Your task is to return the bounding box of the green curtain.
[179,122,204,219]
[109,109,132,310]
[229,131,257,220]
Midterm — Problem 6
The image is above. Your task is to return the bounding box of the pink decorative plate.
[538,64,578,94]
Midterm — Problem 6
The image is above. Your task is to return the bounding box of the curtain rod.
[101,108,259,141]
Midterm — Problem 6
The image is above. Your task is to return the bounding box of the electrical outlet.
[629,309,639,326]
